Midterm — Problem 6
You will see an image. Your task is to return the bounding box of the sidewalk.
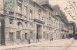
[0,38,74,50]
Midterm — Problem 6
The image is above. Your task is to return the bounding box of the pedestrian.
[52,38,53,40]
[28,39,30,44]
[50,39,51,42]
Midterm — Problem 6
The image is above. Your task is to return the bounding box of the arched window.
[17,22,23,30]
[9,18,14,24]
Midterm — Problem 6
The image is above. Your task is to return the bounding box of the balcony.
[16,13,22,17]
[15,13,24,19]
[8,11,14,17]
[34,19,45,24]
[3,10,14,17]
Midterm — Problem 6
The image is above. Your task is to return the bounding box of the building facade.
[74,28,77,39]
[0,0,46,45]
[68,21,76,38]
[75,28,77,34]
[52,5,69,39]
[0,0,69,45]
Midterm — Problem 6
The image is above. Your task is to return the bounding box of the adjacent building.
[75,28,77,34]
[0,0,47,45]
[68,21,76,38]
[74,28,77,39]
[51,5,69,39]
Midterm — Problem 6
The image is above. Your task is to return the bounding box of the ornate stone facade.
[0,0,70,45]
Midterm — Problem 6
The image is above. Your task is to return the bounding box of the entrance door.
[36,25,42,42]
[16,31,21,39]
[25,33,27,40]
[9,32,14,42]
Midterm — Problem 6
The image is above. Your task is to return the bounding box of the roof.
[32,0,53,10]
[32,0,49,5]
[69,21,76,26]
[31,0,46,11]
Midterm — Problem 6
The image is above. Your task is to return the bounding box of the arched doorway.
[16,22,23,44]
[36,24,42,42]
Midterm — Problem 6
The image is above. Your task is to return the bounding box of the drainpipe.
[34,2,37,43]
[27,0,31,44]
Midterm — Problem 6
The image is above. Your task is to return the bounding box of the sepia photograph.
[0,0,77,50]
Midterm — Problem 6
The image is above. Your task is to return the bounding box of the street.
[3,38,75,50]
[67,39,77,50]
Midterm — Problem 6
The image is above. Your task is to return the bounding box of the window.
[43,32,45,38]
[30,31,33,39]
[18,22,23,29]
[49,28,51,30]
[24,6,27,16]
[47,18,49,25]
[47,34,48,39]
[38,9,41,19]
[9,11,14,15]
[70,28,73,30]
[42,16,45,21]
[18,5,22,13]
[49,12,50,16]
[9,32,13,41]
[47,27,49,30]
[25,33,27,40]
[30,22,33,27]
[51,20,53,26]
[51,13,52,16]
[42,17,43,20]
[9,18,13,24]
[16,31,20,39]
[38,13,41,19]
[17,0,22,13]
[30,8,33,18]
[25,22,28,27]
